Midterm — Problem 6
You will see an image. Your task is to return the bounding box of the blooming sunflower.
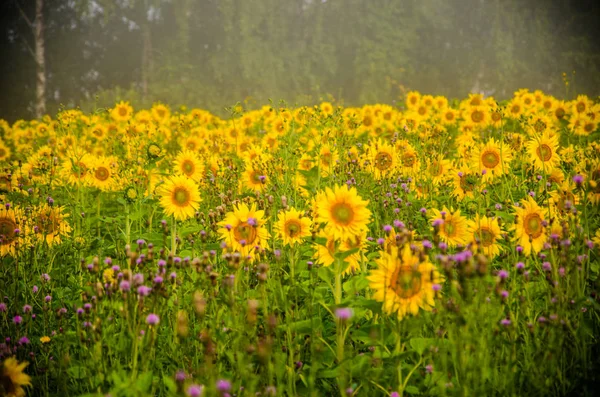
[313,231,366,275]
[59,151,93,187]
[173,150,204,182]
[240,166,268,193]
[151,103,171,124]
[512,196,547,256]
[451,166,479,201]
[274,207,312,246]
[430,207,470,247]
[32,204,72,246]
[586,161,600,205]
[0,140,11,163]
[218,202,270,260]
[472,138,513,182]
[425,156,452,186]
[467,215,503,258]
[316,185,371,241]
[368,245,444,320]
[365,140,398,180]
[159,175,201,221]
[319,144,339,177]
[549,181,579,215]
[0,357,32,397]
[90,156,119,192]
[0,207,25,257]
[526,132,561,172]
[111,101,133,123]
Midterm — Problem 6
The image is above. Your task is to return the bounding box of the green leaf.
[405,385,420,394]
[410,337,433,355]
[163,375,177,392]
[67,365,88,379]
[318,366,341,378]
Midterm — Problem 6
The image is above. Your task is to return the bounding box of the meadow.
[1,89,600,396]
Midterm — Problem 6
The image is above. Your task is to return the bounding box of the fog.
[1,0,599,121]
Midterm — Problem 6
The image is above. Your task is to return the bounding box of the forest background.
[1,0,599,122]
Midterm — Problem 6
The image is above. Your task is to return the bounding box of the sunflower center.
[37,212,58,234]
[491,112,501,122]
[543,100,552,109]
[375,152,393,171]
[476,227,494,247]
[471,110,484,123]
[402,153,416,168]
[363,115,373,127]
[331,203,354,225]
[284,220,302,237]
[557,192,575,211]
[584,123,594,133]
[418,106,427,116]
[234,221,257,244]
[511,105,520,114]
[445,112,455,121]
[482,150,500,169]
[443,220,456,237]
[95,167,110,181]
[536,144,552,162]
[322,153,332,167]
[429,161,443,177]
[172,187,191,207]
[0,148,6,157]
[182,160,195,176]
[391,267,422,299]
[460,175,476,192]
[524,213,543,238]
[576,102,585,113]
[0,218,17,245]
[118,107,128,117]
[555,108,565,119]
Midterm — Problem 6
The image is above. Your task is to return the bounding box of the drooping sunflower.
[274,207,312,246]
[316,185,371,241]
[32,204,72,246]
[365,140,398,180]
[512,196,547,256]
[111,101,133,123]
[0,207,25,257]
[173,150,204,182]
[430,207,470,247]
[0,357,32,397]
[368,244,444,320]
[467,215,504,258]
[158,175,201,221]
[472,138,513,182]
[525,132,561,172]
[218,202,270,260]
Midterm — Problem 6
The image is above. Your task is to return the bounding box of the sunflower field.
[1,90,600,397]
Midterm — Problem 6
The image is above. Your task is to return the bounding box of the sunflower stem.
[171,216,177,255]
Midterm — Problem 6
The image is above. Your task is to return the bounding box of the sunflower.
[365,140,398,180]
[463,106,489,128]
[549,181,579,215]
[173,150,204,182]
[151,103,171,124]
[405,91,421,110]
[0,357,32,397]
[163,166,202,211]
[507,98,525,119]
[368,245,443,320]
[218,202,270,260]
[467,215,503,258]
[59,151,93,187]
[451,166,479,201]
[319,144,339,177]
[316,185,371,241]
[586,160,600,205]
[314,231,366,275]
[240,165,268,193]
[526,132,561,172]
[0,140,11,163]
[274,207,312,246]
[472,138,513,182]
[0,207,25,257]
[397,143,421,177]
[90,156,119,192]
[111,101,133,123]
[426,156,452,186]
[551,100,568,123]
[571,95,592,118]
[32,204,72,246]
[430,207,470,247]
[512,196,547,256]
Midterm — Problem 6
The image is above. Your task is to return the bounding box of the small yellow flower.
[40,336,51,344]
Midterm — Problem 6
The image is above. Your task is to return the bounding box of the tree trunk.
[35,0,46,119]
[141,22,152,101]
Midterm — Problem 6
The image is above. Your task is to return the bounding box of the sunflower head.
[1,357,32,397]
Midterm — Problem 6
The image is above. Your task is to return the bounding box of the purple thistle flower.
[335,307,353,321]
[187,384,204,397]
[146,313,160,325]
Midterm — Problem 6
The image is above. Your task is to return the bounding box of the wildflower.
[187,384,204,397]
[335,308,353,321]
[40,336,51,343]
[146,314,160,325]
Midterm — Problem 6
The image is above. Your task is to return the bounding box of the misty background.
[1,0,599,122]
